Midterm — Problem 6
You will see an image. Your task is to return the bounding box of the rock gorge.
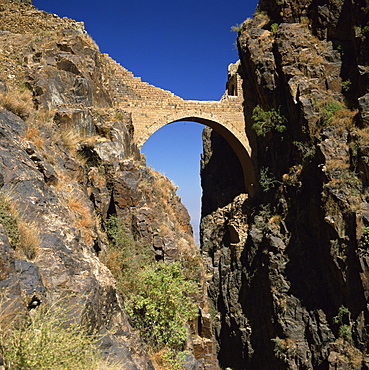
[201,0,369,369]
[1,0,369,369]
[0,1,217,368]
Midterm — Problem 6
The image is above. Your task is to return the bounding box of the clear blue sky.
[32,0,259,242]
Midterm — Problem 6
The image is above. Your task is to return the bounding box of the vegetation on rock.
[104,214,199,369]
[0,192,40,260]
[251,105,286,136]
[259,167,279,192]
[0,291,117,370]
[0,1,214,368]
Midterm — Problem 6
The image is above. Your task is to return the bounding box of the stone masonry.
[103,57,256,194]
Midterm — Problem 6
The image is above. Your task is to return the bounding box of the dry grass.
[153,172,178,201]
[101,248,123,277]
[150,348,170,370]
[315,99,356,130]
[0,289,121,370]
[52,168,96,246]
[61,128,81,155]
[0,191,41,260]
[53,172,71,193]
[356,126,369,146]
[23,122,45,148]
[334,107,357,133]
[148,339,189,370]
[74,150,89,167]
[66,192,95,245]
[326,159,350,172]
[0,90,33,120]
[60,129,102,166]
[149,170,191,235]
[270,214,282,224]
[16,218,41,260]
[159,223,173,236]
[88,167,106,189]
[330,338,363,370]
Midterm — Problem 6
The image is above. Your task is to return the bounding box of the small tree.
[333,305,352,341]
[125,261,198,350]
[251,105,287,136]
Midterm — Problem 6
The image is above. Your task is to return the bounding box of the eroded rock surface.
[201,0,369,369]
[0,1,218,368]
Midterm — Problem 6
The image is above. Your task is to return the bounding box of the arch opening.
[142,121,204,244]
[140,116,255,197]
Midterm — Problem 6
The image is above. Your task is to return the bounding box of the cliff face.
[0,1,218,369]
[5,0,369,369]
[201,0,369,369]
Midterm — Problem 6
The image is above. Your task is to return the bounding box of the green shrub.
[106,214,131,251]
[251,105,287,136]
[254,204,272,231]
[271,336,297,361]
[333,305,352,341]
[271,336,285,357]
[293,141,316,160]
[104,215,198,369]
[259,167,279,192]
[342,80,352,92]
[338,324,352,341]
[230,23,242,32]
[125,261,198,350]
[161,348,189,370]
[104,214,153,293]
[115,111,124,121]
[271,23,279,34]
[333,305,350,325]
[0,292,114,370]
[319,100,342,125]
[356,22,369,34]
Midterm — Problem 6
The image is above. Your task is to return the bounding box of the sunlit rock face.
[201,0,369,368]
[0,1,219,368]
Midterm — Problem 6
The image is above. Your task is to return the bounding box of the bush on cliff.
[104,215,198,369]
[125,261,198,349]
[0,291,116,370]
[251,105,286,136]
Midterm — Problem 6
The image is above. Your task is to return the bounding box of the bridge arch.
[138,113,256,196]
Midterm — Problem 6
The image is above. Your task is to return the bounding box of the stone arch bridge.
[109,60,255,195]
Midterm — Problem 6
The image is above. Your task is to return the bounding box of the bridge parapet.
[102,55,255,194]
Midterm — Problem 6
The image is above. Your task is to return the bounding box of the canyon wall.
[201,0,369,369]
[0,1,218,369]
[3,0,369,369]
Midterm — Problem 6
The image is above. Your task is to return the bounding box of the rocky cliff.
[3,0,369,369]
[0,1,218,369]
[201,0,369,369]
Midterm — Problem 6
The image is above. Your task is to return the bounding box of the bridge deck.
[101,54,255,194]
